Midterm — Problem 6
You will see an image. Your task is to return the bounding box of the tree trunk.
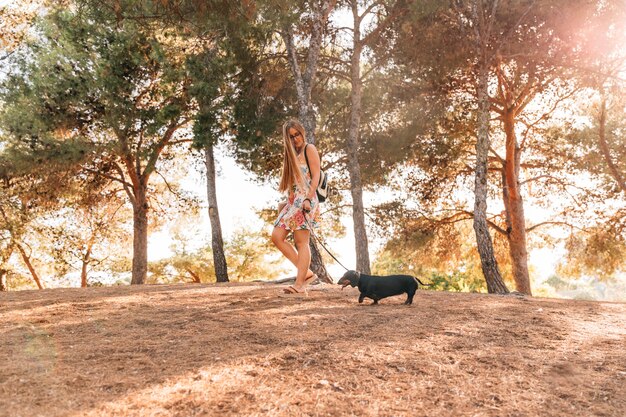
[0,269,6,291]
[0,246,12,292]
[296,89,330,282]
[473,56,508,294]
[131,184,149,285]
[205,144,229,282]
[185,268,201,283]
[281,2,335,283]
[502,111,532,295]
[16,243,43,289]
[299,109,331,283]
[309,238,333,283]
[346,9,371,274]
[80,244,92,288]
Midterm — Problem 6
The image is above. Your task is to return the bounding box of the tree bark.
[0,245,12,292]
[308,238,333,283]
[0,269,6,291]
[185,268,201,283]
[473,53,508,294]
[205,143,229,282]
[80,243,92,288]
[502,111,532,295]
[300,112,331,283]
[346,2,371,274]
[281,0,335,283]
[130,184,149,285]
[16,243,43,289]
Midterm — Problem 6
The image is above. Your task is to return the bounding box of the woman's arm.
[305,144,321,200]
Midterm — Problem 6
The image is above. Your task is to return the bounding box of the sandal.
[304,274,318,286]
[283,285,305,294]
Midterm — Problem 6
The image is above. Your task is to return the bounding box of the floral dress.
[274,162,320,231]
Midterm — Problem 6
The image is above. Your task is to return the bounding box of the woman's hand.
[303,198,312,213]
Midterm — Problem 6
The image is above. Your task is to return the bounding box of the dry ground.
[1,282,625,417]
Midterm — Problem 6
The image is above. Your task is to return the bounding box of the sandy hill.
[1,283,625,416]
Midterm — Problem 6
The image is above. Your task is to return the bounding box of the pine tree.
[1,8,194,285]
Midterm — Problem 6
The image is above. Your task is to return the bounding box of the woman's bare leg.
[271,227,314,279]
[293,229,311,289]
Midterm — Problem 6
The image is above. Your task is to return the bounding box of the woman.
[271,119,321,294]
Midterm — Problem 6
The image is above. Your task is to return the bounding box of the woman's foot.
[304,274,318,286]
[283,285,306,294]
[282,274,317,294]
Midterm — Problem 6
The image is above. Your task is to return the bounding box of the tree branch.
[155,169,183,199]
[526,221,577,233]
[461,210,508,235]
[280,26,305,101]
[111,161,136,205]
[142,116,191,180]
[318,64,351,82]
[360,1,405,48]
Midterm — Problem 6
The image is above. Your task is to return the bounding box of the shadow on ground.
[1,284,624,417]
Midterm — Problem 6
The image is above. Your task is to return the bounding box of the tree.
[76,0,237,283]
[0,199,43,289]
[188,48,233,283]
[479,0,623,294]
[149,215,216,284]
[278,0,336,282]
[456,0,508,293]
[0,7,194,285]
[0,129,90,289]
[44,191,131,287]
[205,0,339,283]
[0,1,66,63]
[335,0,407,274]
[381,0,623,295]
[556,55,626,278]
[340,0,507,291]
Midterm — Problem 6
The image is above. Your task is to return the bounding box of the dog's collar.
[355,271,361,284]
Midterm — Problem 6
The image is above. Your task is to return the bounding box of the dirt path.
[1,283,625,416]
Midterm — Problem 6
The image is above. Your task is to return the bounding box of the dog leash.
[302,208,350,272]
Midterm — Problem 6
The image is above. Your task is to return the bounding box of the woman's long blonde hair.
[279,119,307,193]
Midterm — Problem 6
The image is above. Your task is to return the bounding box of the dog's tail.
[413,276,430,287]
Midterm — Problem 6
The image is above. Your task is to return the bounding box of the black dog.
[337,270,428,305]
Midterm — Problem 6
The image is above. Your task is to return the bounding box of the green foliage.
[564,86,626,191]
[372,250,487,293]
[150,245,216,284]
[0,4,198,285]
[228,53,295,181]
[543,274,576,292]
[149,226,288,284]
[427,271,486,293]
[558,225,626,280]
[536,273,626,302]
[165,0,298,181]
[46,195,133,280]
[1,269,34,291]
[364,0,626,291]
[226,228,288,281]
[371,217,516,293]
[1,7,192,173]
